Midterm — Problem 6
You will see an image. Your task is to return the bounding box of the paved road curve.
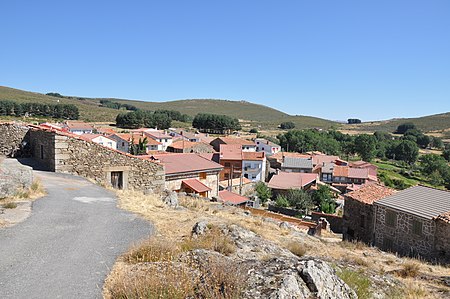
[0,171,153,299]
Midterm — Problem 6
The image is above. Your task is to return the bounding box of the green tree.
[129,137,148,155]
[395,123,417,134]
[394,140,419,164]
[419,154,449,176]
[354,134,376,161]
[255,182,272,204]
[275,194,289,208]
[249,128,258,134]
[286,189,313,211]
[280,121,295,130]
[443,148,450,162]
[430,137,444,149]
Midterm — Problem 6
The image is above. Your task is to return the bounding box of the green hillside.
[0,86,336,129]
[343,112,450,135]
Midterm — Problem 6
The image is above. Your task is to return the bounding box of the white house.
[242,151,266,182]
[80,134,117,149]
[255,138,281,156]
[63,121,94,135]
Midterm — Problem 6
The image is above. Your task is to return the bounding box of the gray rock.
[192,221,209,237]
[163,191,178,208]
[300,259,357,299]
[279,221,291,230]
[0,159,33,198]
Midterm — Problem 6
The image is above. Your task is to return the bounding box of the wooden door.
[111,171,123,189]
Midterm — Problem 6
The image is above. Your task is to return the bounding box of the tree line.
[192,113,241,134]
[100,99,138,111]
[116,109,193,129]
[0,100,79,120]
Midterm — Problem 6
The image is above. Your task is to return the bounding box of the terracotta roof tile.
[219,190,249,205]
[216,137,254,146]
[333,165,349,177]
[147,153,223,175]
[65,121,94,130]
[345,184,396,204]
[268,172,318,190]
[182,179,211,193]
[243,151,265,161]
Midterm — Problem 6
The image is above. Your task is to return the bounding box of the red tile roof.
[312,155,340,166]
[268,152,311,163]
[182,179,211,193]
[348,167,369,179]
[243,151,265,161]
[219,190,249,205]
[111,133,161,145]
[437,211,450,223]
[79,134,103,142]
[65,121,94,131]
[216,137,254,146]
[220,144,243,160]
[147,153,223,175]
[333,165,349,177]
[345,184,396,204]
[268,172,318,190]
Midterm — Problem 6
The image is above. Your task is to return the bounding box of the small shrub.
[124,238,179,263]
[3,202,17,209]
[286,242,307,257]
[396,261,421,278]
[180,226,236,256]
[337,268,372,299]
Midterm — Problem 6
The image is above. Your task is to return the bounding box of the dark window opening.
[111,171,123,189]
[40,145,44,159]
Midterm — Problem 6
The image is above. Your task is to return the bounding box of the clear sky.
[1,1,449,121]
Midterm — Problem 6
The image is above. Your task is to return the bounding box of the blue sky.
[1,1,449,121]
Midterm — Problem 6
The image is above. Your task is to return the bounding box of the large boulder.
[0,159,33,198]
[162,190,178,208]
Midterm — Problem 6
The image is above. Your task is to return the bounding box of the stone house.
[373,186,450,261]
[147,153,223,197]
[343,184,396,243]
[166,140,214,154]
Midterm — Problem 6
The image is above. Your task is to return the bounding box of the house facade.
[242,151,266,182]
[148,153,223,197]
[255,138,281,156]
[342,184,396,243]
[372,186,450,261]
[79,134,117,150]
[63,121,94,135]
[166,140,214,154]
[210,137,256,152]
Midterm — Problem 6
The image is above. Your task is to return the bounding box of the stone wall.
[434,219,450,262]
[342,198,375,243]
[312,211,343,234]
[373,205,436,259]
[0,123,29,157]
[28,130,165,192]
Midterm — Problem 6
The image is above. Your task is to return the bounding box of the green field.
[0,86,336,129]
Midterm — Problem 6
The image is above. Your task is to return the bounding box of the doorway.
[111,171,123,189]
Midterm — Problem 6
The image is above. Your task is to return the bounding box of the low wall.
[311,211,343,234]
[0,123,29,157]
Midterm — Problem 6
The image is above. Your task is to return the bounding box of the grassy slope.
[0,86,336,129]
[342,112,450,134]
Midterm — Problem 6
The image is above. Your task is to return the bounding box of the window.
[224,162,231,167]
[199,172,207,179]
[412,219,423,235]
[386,210,397,227]
[40,144,44,159]
[122,142,125,146]
[224,173,229,179]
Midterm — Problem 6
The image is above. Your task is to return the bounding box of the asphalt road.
[0,171,153,299]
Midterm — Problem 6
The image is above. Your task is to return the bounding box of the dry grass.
[180,225,236,256]
[107,189,450,299]
[286,242,307,257]
[2,179,46,203]
[396,260,422,278]
[124,238,179,264]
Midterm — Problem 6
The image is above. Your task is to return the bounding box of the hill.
[0,86,336,129]
[342,112,450,137]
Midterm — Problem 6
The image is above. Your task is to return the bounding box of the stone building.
[0,123,165,192]
[373,186,450,261]
[343,184,396,243]
[147,153,223,197]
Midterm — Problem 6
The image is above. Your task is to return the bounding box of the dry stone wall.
[374,206,436,259]
[0,123,29,157]
[342,198,375,243]
[435,219,450,261]
[28,130,165,192]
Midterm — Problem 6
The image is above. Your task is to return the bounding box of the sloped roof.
[243,151,265,161]
[219,190,249,205]
[350,161,378,169]
[282,157,313,169]
[65,121,94,131]
[375,185,450,220]
[268,172,318,190]
[268,152,311,163]
[333,165,349,177]
[148,153,223,175]
[255,138,280,147]
[348,167,369,179]
[345,184,396,204]
[182,179,211,193]
[220,144,243,160]
[214,137,254,146]
[312,155,340,166]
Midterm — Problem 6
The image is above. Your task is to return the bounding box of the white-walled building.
[255,138,281,156]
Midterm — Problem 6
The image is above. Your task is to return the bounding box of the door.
[111,171,123,189]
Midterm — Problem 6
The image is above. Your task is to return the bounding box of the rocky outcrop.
[0,159,33,198]
[190,222,357,299]
[162,190,178,208]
